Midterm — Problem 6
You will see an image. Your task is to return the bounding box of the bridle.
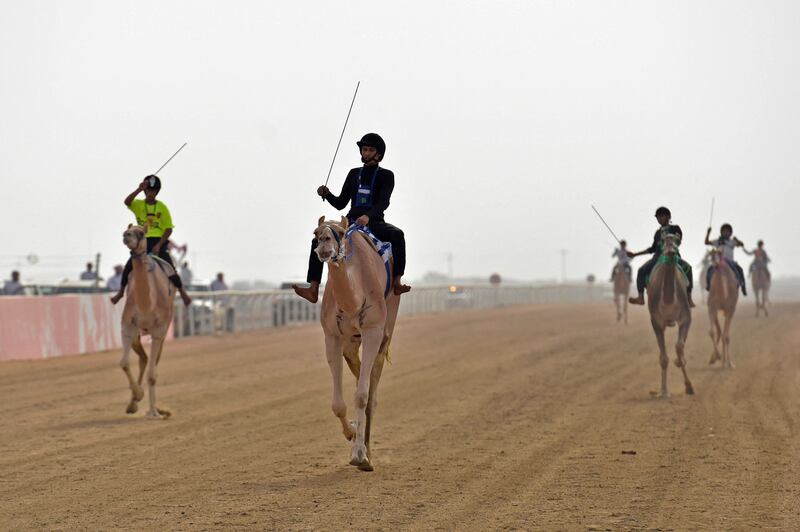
[317,223,347,264]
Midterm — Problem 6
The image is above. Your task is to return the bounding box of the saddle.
[647,254,689,286]
[148,254,176,278]
[345,225,393,298]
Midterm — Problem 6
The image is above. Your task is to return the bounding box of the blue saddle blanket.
[345,224,393,297]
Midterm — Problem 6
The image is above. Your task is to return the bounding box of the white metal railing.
[173,283,609,338]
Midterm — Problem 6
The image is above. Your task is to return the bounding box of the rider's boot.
[393,275,411,295]
[110,289,124,305]
[293,281,320,303]
[629,291,645,305]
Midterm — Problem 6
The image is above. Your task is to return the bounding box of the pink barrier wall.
[0,294,172,362]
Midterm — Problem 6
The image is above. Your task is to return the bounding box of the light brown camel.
[645,234,694,398]
[612,267,630,324]
[314,216,400,472]
[751,266,770,318]
[707,250,739,369]
[118,224,175,419]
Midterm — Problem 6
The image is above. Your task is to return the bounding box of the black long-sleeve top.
[645,224,683,255]
[325,165,395,223]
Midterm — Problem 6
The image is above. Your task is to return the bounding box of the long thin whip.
[153,142,188,175]
[591,205,622,244]
[323,82,360,191]
[708,197,715,229]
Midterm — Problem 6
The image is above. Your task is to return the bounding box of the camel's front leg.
[145,335,171,419]
[120,324,144,414]
[363,338,388,471]
[623,296,628,325]
[708,310,722,364]
[651,319,669,398]
[675,320,694,395]
[324,334,354,441]
[350,326,383,471]
[723,311,736,369]
[614,293,621,322]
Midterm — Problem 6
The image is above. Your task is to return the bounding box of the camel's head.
[313,216,348,264]
[662,234,681,256]
[709,247,723,266]
[123,224,147,255]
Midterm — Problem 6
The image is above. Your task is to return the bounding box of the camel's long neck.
[326,241,362,314]
[662,255,676,305]
[131,254,152,313]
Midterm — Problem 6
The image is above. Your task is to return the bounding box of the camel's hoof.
[126,402,138,414]
[357,458,374,472]
[724,363,735,370]
[145,411,165,420]
[349,444,368,467]
[657,392,670,399]
[157,408,172,419]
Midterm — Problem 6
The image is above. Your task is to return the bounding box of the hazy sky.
[1,1,797,284]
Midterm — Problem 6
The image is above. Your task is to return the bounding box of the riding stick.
[153,142,188,175]
[323,82,360,193]
[591,205,622,244]
[708,197,715,229]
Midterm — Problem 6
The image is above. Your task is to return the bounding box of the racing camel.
[313,216,400,472]
[118,224,175,419]
[751,266,770,317]
[645,234,694,398]
[707,249,739,368]
[612,267,631,324]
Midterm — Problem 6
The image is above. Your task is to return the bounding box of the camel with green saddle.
[313,216,400,472]
[645,234,694,398]
[118,224,175,419]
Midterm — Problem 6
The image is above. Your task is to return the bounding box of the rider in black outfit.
[293,133,411,303]
[627,206,695,308]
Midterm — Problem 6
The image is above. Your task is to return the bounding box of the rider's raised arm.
[742,248,754,256]
[704,227,714,246]
[366,169,394,222]
[124,181,146,206]
[325,172,355,211]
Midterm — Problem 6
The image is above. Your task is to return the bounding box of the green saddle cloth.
[646,254,690,286]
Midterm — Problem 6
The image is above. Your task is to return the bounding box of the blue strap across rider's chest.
[344,224,393,298]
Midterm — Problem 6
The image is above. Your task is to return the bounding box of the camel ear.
[341,216,348,229]
[127,223,133,229]
[318,215,326,227]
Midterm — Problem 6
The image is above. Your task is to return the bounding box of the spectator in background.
[3,270,24,295]
[80,262,97,281]
[107,265,124,292]
[210,272,228,291]
[180,261,193,286]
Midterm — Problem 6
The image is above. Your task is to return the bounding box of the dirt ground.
[1,301,798,531]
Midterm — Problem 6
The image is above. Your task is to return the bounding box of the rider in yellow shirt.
[110,175,192,306]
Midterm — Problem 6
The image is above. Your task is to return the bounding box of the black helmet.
[720,223,732,233]
[145,175,162,191]
[357,133,386,159]
[655,206,671,218]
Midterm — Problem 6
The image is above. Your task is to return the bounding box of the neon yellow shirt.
[128,199,174,238]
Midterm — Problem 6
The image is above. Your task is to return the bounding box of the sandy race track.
[1,302,799,530]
